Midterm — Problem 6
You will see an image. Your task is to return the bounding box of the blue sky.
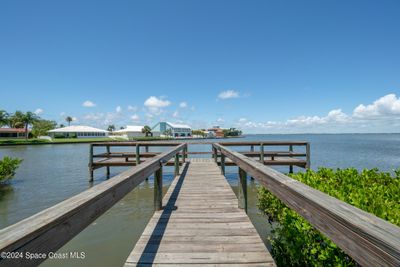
[1,0,400,133]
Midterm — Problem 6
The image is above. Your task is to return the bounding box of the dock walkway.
[125,159,274,266]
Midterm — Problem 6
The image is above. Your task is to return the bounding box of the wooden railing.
[0,143,186,267]
[213,143,400,267]
[213,141,310,173]
[89,142,188,180]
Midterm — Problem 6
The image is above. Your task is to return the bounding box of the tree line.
[0,110,58,139]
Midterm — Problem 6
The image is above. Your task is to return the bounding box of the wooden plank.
[214,143,400,267]
[125,161,274,266]
[0,144,187,267]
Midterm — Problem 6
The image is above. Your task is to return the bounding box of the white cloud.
[218,90,239,100]
[127,105,138,112]
[353,94,400,118]
[179,102,188,108]
[144,96,171,115]
[34,108,43,115]
[236,94,400,133]
[82,100,96,107]
[131,114,140,121]
[116,106,122,113]
[60,112,66,116]
[173,111,179,118]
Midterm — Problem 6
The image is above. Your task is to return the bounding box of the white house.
[48,125,109,138]
[112,125,145,138]
[152,122,192,138]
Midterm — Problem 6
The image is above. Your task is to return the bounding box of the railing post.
[154,167,163,210]
[106,145,110,177]
[289,145,293,174]
[136,143,140,165]
[260,143,264,163]
[145,145,149,153]
[213,146,218,163]
[306,142,311,170]
[250,145,254,152]
[175,154,180,176]
[238,167,247,213]
[220,152,225,175]
[89,144,94,182]
[183,146,186,163]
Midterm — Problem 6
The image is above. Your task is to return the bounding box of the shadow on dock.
[137,162,190,265]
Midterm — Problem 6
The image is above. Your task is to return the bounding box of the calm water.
[1,134,400,266]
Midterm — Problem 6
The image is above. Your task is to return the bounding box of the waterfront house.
[152,122,192,138]
[0,128,29,138]
[112,126,145,138]
[48,125,109,138]
[207,126,225,138]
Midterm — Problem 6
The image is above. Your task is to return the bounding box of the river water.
[1,134,400,266]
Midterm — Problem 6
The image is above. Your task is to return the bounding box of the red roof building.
[0,128,28,138]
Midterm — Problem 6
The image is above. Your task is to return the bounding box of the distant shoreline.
[0,135,244,147]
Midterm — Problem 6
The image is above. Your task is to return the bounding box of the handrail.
[0,143,186,267]
[213,143,400,267]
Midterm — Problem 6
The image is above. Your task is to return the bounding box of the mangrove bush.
[258,167,400,267]
[0,156,22,183]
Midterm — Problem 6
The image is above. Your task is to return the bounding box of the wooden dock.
[125,159,274,266]
[1,141,399,267]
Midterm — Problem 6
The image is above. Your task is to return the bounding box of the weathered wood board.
[125,161,274,266]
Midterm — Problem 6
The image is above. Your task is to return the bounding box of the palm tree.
[0,110,9,127]
[21,112,39,140]
[107,125,116,132]
[65,116,73,126]
[8,111,25,128]
[164,128,172,137]
[142,125,152,137]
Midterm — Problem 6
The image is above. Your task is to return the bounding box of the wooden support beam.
[306,142,311,169]
[154,167,162,211]
[174,154,180,176]
[106,145,110,177]
[136,144,140,165]
[238,167,247,213]
[220,153,225,175]
[260,143,264,163]
[289,145,293,174]
[89,144,94,182]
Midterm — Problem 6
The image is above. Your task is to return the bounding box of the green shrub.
[258,168,400,266]
[0,156,23,182]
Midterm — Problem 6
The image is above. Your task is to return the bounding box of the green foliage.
[65,116,73,126]
[192,129,206,137]
[258,167,400,266]
[0,156,22,182]
[142,125,153,137]
[107,125,116,132]
[8,111,25,128]
[223,127,242,137]
[0,110,9,127]
[31,119,57,137]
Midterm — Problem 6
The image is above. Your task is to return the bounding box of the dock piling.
[136,144,140,165]
[238,167,248,213]
[154,167,163,210]
[289,144,293,174]
[174,154,180,176]
[89,144,94,182]
[220,153,225,175]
